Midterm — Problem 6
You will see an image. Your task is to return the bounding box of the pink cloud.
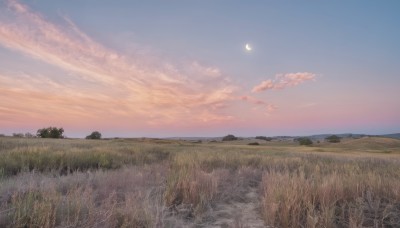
[240,95,266,105]
[239,95,277,113]
[266,104,278,112]
[251,80,274,92]
[191,61,222,78]
[0,1,320,133]
[252,72,316,92]
[0,1,238,128]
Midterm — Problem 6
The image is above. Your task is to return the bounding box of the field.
[1,136,400,227]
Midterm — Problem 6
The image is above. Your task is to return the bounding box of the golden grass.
[337,137,400,151]
[260,162,400,227]
[0,137,170,176]
[0,137,400,227]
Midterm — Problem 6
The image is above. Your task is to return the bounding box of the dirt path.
[208,187,265,228]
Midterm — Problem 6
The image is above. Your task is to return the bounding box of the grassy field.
[0,136,400,227]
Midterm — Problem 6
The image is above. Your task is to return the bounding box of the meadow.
[0,136,400,227]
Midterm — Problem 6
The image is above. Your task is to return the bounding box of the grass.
[260,159,400,227]
[0,137,169,176]
[0,136,400,227]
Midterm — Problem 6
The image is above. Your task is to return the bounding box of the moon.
[245,43,252,51]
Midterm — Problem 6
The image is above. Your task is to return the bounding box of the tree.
[222,134,238,141]
[296,137,313,146]
[36,127,64,138]
[325,135,341,143]
[86,131,102,140]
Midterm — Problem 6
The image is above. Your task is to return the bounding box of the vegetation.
[248,142,260,145]
[326,134,341,143]
[36,127,64,138]
[12,133,24,137]
[24,132,35,138]
[0,138,169,176]
[0,136,399,227]
[255,136,272,141]
[222,134,237,141]
[12,133,35,138]
[296,137,313,146]
[86,131,102,140]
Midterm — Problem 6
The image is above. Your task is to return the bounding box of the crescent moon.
[245,43,252,51]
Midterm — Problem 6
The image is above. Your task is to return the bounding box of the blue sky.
[0,0,399,137]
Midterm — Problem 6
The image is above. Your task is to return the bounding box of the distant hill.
[165,133,400,142]
[167,137,223,141]
[339,137,400,150]
[308,133,400,141]
[381,133,400,139]
[308,133,365,141]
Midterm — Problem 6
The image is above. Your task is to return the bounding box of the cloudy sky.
[0,0,399,137]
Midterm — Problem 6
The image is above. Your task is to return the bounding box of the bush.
[222,134,238,141]
[248,142,260,145]
[12,133,24,138]
[86,131,102,140]
[24,133,34,138]
[326,135,341,143]
[296,137,313,146]
[255,136,272,141]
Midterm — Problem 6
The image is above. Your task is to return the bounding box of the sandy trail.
[208,187,266,228]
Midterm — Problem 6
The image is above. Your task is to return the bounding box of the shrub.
[325,135,341,143]
[248,142,260,145]
[255,136,272,141]
[36,127,64,138]
[12,133,24,138]
[86,131,102,140]
[296,137,313,146]
[24,132,35,138]
[222,134,238,141]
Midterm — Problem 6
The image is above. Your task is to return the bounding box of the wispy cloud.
[0,0,237,128]
[239,95,277,113]
[252,72,316,93]
[240,95,266,105]
[0,0,318,133]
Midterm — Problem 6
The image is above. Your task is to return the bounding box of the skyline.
[0,0,399,137]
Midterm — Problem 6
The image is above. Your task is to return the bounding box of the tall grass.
[0,138,169,176]
[0,165,172,227]
[1,137,400,227]
[164,153,219,217]
[260,159,400,227]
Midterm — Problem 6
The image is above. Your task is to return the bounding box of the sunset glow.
[0,0,399,137]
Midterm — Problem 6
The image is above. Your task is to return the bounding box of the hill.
[339,136,400,150]
[381,133,400,139]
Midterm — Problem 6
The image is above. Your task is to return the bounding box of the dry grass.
[0,165,172,227]
[1,137,400,227]
[260,161,400,227]
[164,154,219,217]
[0,137,170,176]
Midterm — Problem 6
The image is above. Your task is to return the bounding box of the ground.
[0,136,400,227]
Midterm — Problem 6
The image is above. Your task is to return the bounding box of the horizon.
[1,0,400,137]
[2,129,399,139]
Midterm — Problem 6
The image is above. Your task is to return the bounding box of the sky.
[0,0,399,138]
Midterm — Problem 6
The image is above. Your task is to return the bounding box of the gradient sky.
[0,0,399,137]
